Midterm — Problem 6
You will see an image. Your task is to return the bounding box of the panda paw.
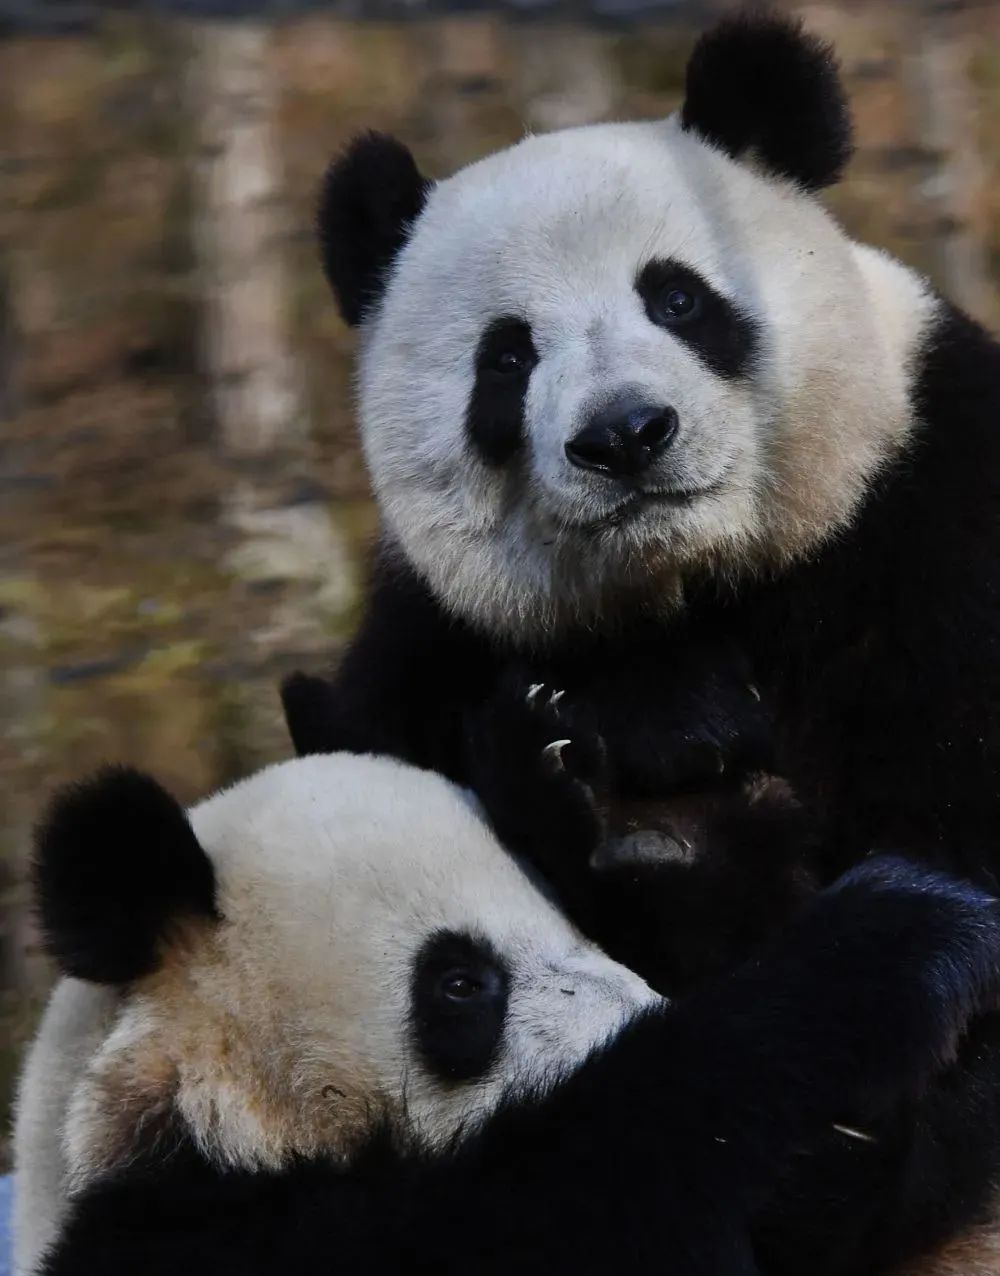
[464,675,609,906]
[523,680,607,787]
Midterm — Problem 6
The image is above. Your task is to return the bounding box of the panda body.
[286,11,1000,1273]
[16,754,1000,1276]
[299,13,1000,894]
[15,754,655,1273]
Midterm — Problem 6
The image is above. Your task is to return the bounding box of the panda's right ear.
[32,766,218,985]
[318,132,432,327]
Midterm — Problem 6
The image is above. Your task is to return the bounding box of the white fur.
[12,981,120,1276]
[359,117,939,637]
[15,754,657,1258]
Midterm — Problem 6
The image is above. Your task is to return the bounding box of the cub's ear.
[680,10,853,192]
[318,131,432,326]
[32,766,217,985]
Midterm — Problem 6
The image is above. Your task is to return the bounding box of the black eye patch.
[635,259,759,380]
[411,931,510,1083]
[465,317,537,467]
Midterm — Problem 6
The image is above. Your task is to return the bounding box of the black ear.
[680,11,853,192]
[32,766,217,985]
[318,132,432,327]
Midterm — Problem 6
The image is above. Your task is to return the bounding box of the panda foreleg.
[584,777,820,995]
[572,631,774,798]
[753,1015,1000,1276]
[652,859,1000,1216]
[463,670,609,922]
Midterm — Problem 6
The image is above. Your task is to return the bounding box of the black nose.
[565,399,678,477]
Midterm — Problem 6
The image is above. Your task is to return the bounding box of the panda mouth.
[579,481,729,532]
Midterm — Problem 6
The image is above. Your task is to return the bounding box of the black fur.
[635,259,759,380]
[465,679,817,996]
[41,861,1000,1276]
[680,11,853,192]
[411,931,510,1082]
[756,1017,1000,1276]
[32,766,217,984]
[318,132,431,327]
[285,301,1000,953]
[285,300,1000,1268]
[466,318,537,466]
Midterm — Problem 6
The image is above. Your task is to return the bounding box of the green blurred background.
[1,0,999,1165]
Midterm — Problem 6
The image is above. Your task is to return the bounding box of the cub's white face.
[360,118,935,637]
[62,755,656,1187]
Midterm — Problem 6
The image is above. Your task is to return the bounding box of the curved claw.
[526,683,545,707]
[832,1123,877,1144]
[542,739,572,772]
[747,683,761,702]
[549,689,566,710]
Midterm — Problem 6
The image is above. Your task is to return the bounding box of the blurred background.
[1,0,999,1166]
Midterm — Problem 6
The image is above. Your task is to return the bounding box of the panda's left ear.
[32,767,218,985]
[318,132,433,327]
[680,11,853,192]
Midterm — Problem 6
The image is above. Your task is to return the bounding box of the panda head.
[321,11,935,638]
[32,755,656,1188]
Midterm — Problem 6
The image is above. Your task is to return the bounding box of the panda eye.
[658,286,699,322]
[478,319,537,379]
[636,257,758,380]
[413,933,511,1082]
[435,964,506,1003]
[494,349,529,375]
[438,969,484,1001]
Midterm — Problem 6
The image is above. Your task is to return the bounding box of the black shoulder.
[281,543,495,778]
[915,300,1000,417]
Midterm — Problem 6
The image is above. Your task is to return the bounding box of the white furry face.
[61,755,656,1186]
[360,118,936,637]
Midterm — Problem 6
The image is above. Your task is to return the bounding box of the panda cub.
[17,755,1000,1276]
[286,7,1000,990]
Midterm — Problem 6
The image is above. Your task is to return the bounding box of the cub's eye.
[413,933,511,1081]
[438,969,484,1001]
[659,287,698,320]
[435,964,505,1003]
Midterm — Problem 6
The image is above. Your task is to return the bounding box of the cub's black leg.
[755,1015,1000,1276]
[656,859,1000,1202]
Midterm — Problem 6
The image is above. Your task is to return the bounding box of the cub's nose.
[565,398,678,477]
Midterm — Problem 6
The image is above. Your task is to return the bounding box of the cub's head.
[321,11,935,638]
[32,755,655,1190]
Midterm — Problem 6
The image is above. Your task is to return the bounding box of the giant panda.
[285,5,1000,976]
[279,11,1000,1268]
[15,752,1000,1276]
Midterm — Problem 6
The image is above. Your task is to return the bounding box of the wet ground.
[1,0,999,1166]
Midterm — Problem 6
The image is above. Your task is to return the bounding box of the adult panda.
[15,753,1000,1276]
[285,6,1000,984]
[278,12,1000,1268]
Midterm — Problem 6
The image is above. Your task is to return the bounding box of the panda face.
[358,116,935,637]
[44,756,656,1188]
